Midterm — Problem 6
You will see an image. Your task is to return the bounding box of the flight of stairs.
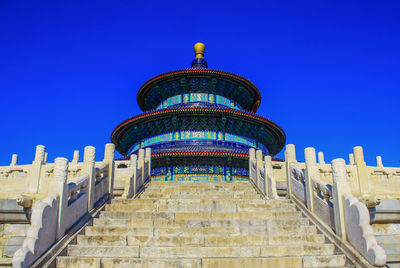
[57,181,349,267]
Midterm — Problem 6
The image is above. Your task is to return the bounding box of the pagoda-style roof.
[136,69,262,112]
[111,106,286,156]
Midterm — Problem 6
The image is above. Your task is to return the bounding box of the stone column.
[284,144,296,197]
[72,150,80,164]
[304,147,318,212]
[52,157,69,239]
[353,146,369,196]
[30,145,46,193]
[83,146,96,210]
[123,154,137,198]
[10,154,18,166]
[331,158,351,240]
[104,143,115,195]
[376,156,383,167]
[318,152,325,165]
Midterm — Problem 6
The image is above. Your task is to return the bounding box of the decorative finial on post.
[191,42,208,69]
[194,42,205,58]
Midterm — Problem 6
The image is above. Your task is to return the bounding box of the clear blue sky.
[1,1,399,166]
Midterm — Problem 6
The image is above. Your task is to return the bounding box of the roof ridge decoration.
[191,42,208,69]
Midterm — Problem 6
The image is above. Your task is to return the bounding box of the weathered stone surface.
[57,180,350,267]
[68,245,139,257]
[202,257,302,268]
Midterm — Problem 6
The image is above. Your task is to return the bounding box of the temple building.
[111,43,286,182]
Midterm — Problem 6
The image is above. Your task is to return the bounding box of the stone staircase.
[57,181,350,267]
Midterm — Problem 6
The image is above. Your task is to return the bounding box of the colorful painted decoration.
[156,94,243,110]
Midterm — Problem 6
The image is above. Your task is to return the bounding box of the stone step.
[104,202,297,213]
[67,244,336,258]
[110,198,291,205]
[57,255,348,268]
[140,193,261,199]
[85,226,241,236]
[99,210,303,220]
[0,257,12,267]
[76,233,325,247]
[93,217,311,228]
[57,257,201,268]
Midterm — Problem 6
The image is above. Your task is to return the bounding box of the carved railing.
[285,145,387,267]
[248,148,279,199]
[12,143,115,268]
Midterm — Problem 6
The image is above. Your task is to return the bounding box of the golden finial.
[194,42,205,59]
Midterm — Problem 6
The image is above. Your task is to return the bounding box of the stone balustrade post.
[137,149,145,190]
[123,154,137,198]
[284,144,296,197]
[349,153,355,165]
[376,156,383,167]
[318,152,325,165]
[353,146,369,195]
[83,146,96,210]
[52,157,69,239]
[44,152,48,164]
[145,148,152,182]
[304,147,318,212]
[72,150,80,164]
[104,143,115,195]
[331,158,352,240]
[264,155,272,198]
[10,154,18,166]
[256,150,264,191]
[249,148,256,184]
[33,145,46,165]
[30,145,46,193]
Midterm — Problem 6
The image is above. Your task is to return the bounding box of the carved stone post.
[376,156,383,167]
[264,155,272,198]
[331,158,351,240]
[349,153,355,165]
[10,154,18,166]
[249,148,256,184]
[145,148,152,183]
[72,150,80,164]
[83,146,96,210]
[136,149,145,192]
[284,144,296,197]
[353,146,369,195]
[256,150,264,192]
[123,154,137,198]
[52,157,69,239]
[104,143,115,195]
[43,152,48,164]
[30,145,46,193]
[318,152,325,165]
[304,147,318,212]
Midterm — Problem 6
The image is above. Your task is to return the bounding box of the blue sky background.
[0,1,399,166]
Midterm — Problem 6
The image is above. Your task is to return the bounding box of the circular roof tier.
[111,107,286,156]
[136,69,262,113]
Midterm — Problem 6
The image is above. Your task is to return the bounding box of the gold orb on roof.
[194,42,205,58]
